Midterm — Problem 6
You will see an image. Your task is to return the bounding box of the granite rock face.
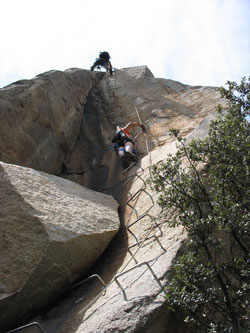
[120,65,154,79]
[59,114,221,333]
[0,66,226,332]
[55,68,225,333]
[0,69,102,175]
[0,66,222,192]
[0,161,119,331]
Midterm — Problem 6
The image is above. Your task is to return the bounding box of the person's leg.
[124,142,138,162]
[118,147,125,158]
[124,141,134,153]
[118,147,129,169]
[105,61,113,75]
[91,59,105,71]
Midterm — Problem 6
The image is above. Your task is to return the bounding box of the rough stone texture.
[29,68,225,333]
[0,66,226,332]
[59,116,216,333]
[120,65,154,79]
[61,82,119,191]
[60,67,223,192]
[0,68,103,175]
[0,66,223,192]
[0,161,119,332]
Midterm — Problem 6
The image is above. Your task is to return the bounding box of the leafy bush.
[149,78,250,332]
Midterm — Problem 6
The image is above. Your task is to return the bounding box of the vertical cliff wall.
[54,67,224,333]
[0,66,225,332]
[0,66,222,193]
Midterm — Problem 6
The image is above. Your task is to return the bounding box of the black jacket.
[112,130,133,147]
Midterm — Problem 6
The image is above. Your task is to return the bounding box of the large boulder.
[0,66,227,332]
[120,65,154,79]
[0,68,117,193]
[0,161,119,332]
[0,69,103,175]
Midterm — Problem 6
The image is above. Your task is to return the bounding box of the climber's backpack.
[99,51,110,61]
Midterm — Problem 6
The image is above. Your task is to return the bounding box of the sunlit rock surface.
[0,161,119,331]
[0,66,225,332]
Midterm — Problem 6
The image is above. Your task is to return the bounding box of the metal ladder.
[7,322,45,333]
[9,70,165,332]
[105,69,125,128]
[70,69,166,307]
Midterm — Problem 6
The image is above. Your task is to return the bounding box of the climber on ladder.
[112,122,146,169]
[90,51,113,75]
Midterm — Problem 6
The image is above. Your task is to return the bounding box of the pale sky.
[1,0,250,88]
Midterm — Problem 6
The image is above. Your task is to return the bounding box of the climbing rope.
[133,104,152,177]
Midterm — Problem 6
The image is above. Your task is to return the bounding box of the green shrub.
[149,77,250,333]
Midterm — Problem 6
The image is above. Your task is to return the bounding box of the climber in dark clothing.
[112,122,146,169]
[90,51,113,75]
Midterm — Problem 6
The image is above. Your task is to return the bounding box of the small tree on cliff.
[149,77,250,333]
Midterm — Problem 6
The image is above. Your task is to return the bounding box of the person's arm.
[124,122,146,133]
[112,133,119,143]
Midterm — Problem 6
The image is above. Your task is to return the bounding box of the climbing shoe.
[121,156,130,169]
[125,151,139,163]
